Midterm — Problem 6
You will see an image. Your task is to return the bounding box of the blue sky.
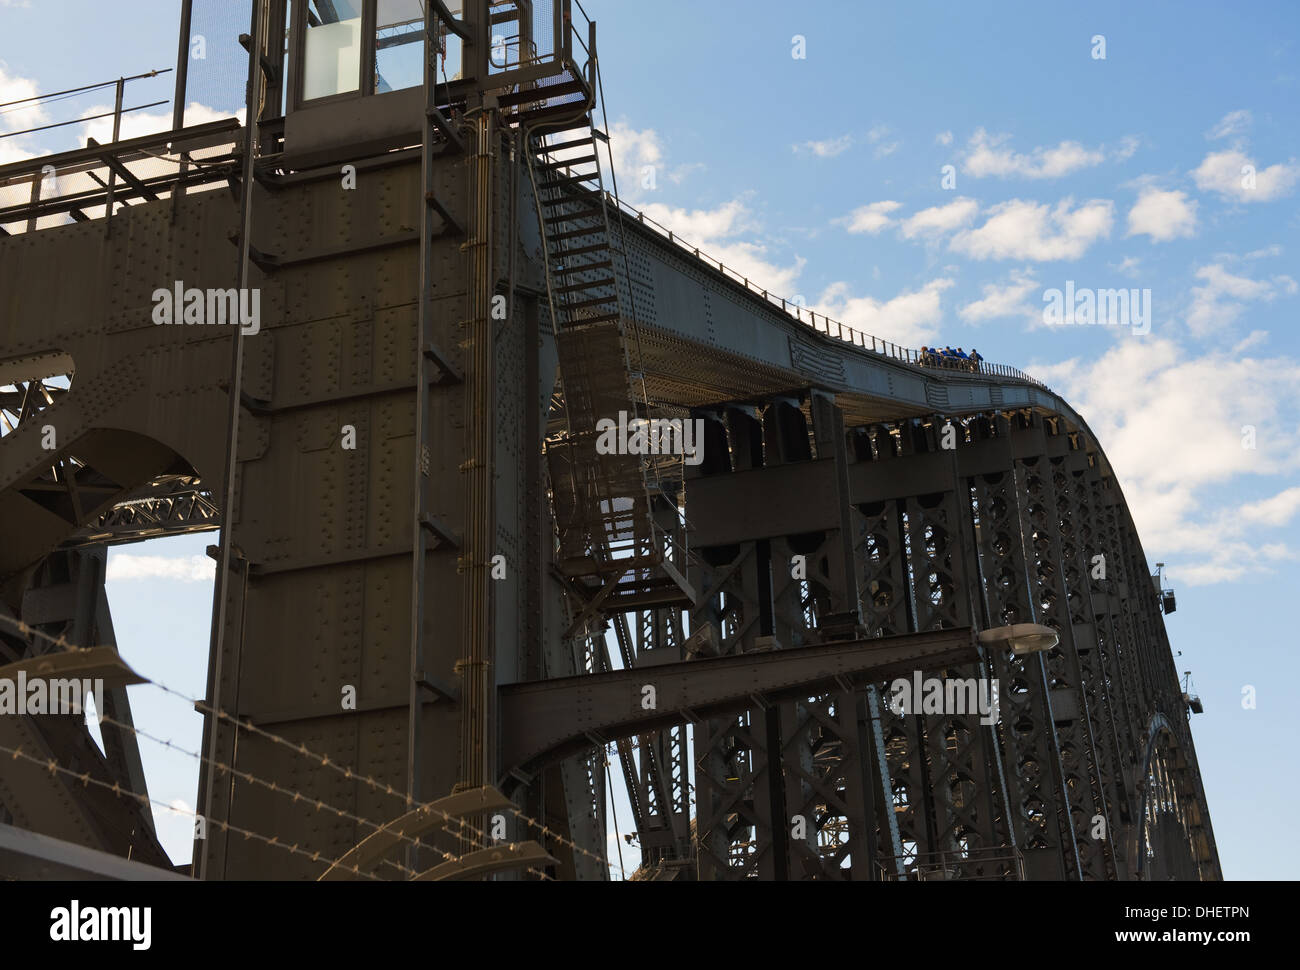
[3,0,1297,879]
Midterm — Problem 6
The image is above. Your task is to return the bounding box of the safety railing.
[485,0,556,71]
[877,845,1026,881]
[565,0,595,83]
[0,118,241,234]
[0,68,171,147]
[0,65,242,235]
[604,192,1052,394]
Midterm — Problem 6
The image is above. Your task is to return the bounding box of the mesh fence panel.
[183,0,255,120]
[488,0,560,73]
[0,137,239,234]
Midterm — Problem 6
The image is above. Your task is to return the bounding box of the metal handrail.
[568,0,593,67]
[603,191,1052,394]
[877,845,1026,881]
[0,67,171,142]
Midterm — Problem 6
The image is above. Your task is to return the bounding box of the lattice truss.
[624,404,1218,881]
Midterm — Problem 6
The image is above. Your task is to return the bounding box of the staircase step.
[543,208,602,226]
[540,172,600,190]
[499,77,587,108]
[555,242,609,258]
[556,276,616,294]
[549,225,606,243]
[517,102,596,128]
[540,136,596,153]
[563,295,619,312]
[539,189,600,209]
[562,311,620,326]
[555,259,613,276]
[538,153,598,171]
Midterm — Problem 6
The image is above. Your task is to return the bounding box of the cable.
[0,100,170,141]
[507,805,632,880]
[0,69,169,110]
[0,739,382,879]
[0,615,548,880]
[604,755,625,879]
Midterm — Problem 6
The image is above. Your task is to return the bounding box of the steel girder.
[0,548,167,868]
[852,422,1011,879]
[679,405,1217,880]
[685,398,885,880]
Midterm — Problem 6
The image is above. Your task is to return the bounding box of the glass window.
[302,0,363,101]
[374,0,425,93]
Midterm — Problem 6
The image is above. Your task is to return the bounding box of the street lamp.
[978,623,1059,656]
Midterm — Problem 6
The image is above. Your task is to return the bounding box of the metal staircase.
[525,99,692,613]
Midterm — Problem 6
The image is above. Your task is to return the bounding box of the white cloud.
[106,554,215,583]
[586,122,805,296]
[1206,109,1252,140]
[950,197,1113,261]
[1126,187,1198,242]
[703,239,806,295]
[958,269,1039,323]
[899,196,979,238]
[837,198,978,240]
[1238,487,1300,526]
[0,62,47,164]
[0,59,239,168]
[837,200,901,234]
[1192,148,1300,202]
[1112,256,1143,278]
[962,129,1106,179]
[637,197,805,295]
[1034,340,1300,585]
[571,120,662,201]
[636,197,751,241]
[74,101,236,146]
[1186,262,1293,336]
[1113,135,1141,161]
[866,124,900,159]
[1243,244,1282,260]
[552,120,702,202]
[1231,330,1269,354]
[935,130,953,146]
[813,277,955,346]
[793,134,852,158]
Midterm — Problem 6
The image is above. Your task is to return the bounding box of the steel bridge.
[0,0,1218,881]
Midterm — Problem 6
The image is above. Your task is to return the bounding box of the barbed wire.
[0,738,383,879]
[0,614,556,880]
[506,805,631,880]
[95,710,472,879]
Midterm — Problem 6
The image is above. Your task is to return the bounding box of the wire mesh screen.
[0,118,241,235]
[488,0,557,73]
[0,155,170,232]
[183,0,255,121]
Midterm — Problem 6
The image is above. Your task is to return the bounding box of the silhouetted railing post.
[104,77,125,232]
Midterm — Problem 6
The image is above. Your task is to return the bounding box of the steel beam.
[499,627,977,781]
[0,822,188,881]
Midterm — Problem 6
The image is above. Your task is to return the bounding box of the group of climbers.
[919,345,983,372]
